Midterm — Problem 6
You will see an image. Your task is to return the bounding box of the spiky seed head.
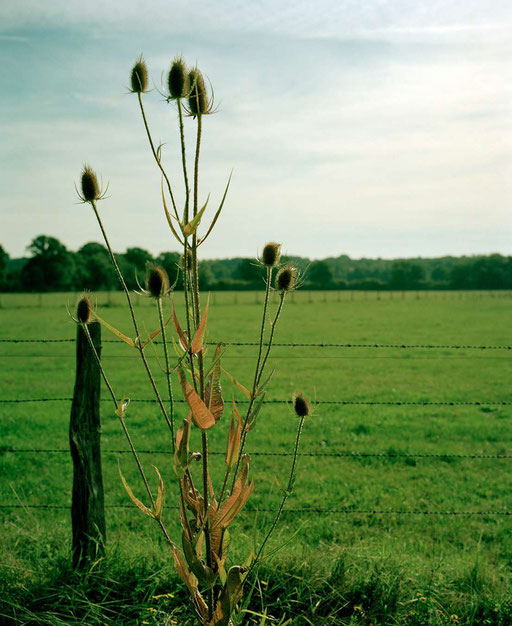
[262,242,281,267]
[146,264,169,299]
[130,57,148,93]
[188,68,209,116]
[80,164,100,202]
[168,56,189,99]
[76,293,94,324]
[276,266,296,292]
[293,392,311,418]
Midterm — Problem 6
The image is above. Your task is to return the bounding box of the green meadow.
[1,290,512,625]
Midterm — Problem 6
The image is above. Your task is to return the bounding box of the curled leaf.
[115,397,130,419]
[152,465,165,520]
[118,461,153,518]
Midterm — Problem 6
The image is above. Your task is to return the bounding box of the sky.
[1,0,511,260]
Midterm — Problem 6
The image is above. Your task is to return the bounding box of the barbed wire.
[1,397,510,406]
[1,338,511,350]
[0,503,510,516]
[2,447,511,460]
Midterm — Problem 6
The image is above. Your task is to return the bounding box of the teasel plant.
[74,54,310,625]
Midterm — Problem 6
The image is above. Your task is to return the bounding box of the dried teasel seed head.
[76,293,94,324]
[168,56,189,99]
[131,57,148,93]
[188,68,209,116]
[293,392,311,418]
[261,242,281,267]
[276,266,296,292]
[80,164,100,202]
[146,264,169,299]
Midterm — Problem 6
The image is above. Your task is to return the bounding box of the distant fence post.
[69,321,105,569]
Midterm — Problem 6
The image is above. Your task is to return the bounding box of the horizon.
[2,1,512,259]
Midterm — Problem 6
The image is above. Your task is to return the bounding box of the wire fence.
[1,338,512,350]
[1,397,511,406]
[2,447,512,459]
[0,503,510,516]
[1,334,511,521]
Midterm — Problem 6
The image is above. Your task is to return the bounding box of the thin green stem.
[81,322,155,509]
[229,281,282,494]
[252,267,272,394]
[157,297,175,452]
[177,99,190,224]
[247,415,306,578]
[256,291,286,387]
[137,93,179,221]
[90,200,174,442]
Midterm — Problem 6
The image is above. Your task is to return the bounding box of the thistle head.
[146,264,169,299]
[80,164,101,203]
[293,392,312,419]
[76,293,94,324]
[168,56,189,99]
[276,265,297,292]
[261,242,281,267]
[130,56,148,93]
[187,68,212,116]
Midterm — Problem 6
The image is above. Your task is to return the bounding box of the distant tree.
[390,261,425,289]
[79,242,110,258]
[76,242,115,290]
[307,260,333,289]
[0,245,9,288]
[21,235,76,292]
[236,259,264,287]
[125,247,153,270]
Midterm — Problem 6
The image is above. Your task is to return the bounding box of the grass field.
[1,290,512,625]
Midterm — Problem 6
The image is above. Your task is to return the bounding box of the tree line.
[1,236,512,292]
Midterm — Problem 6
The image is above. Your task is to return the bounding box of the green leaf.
[118,461,153,518]
[181,195,210,237]
[95,313,135,347]
[198,170,232,245]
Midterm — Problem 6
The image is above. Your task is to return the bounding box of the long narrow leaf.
[172,300,189,351]
[161,178,184,245]
[182,195,210,237]
[118,462,153,518]
[190,296,210,355]
[95,313,135,347]
[222,368,251,399]
[198,170,232,246]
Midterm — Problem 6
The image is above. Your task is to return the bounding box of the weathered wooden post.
[69,321,105,569]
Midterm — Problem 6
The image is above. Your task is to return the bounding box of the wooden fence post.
[69,321,105,569]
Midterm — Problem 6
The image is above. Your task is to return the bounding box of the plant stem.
[157,297,176,452]
[177,98,190,224]
[137,93,179,221]
[247,414,306,578]
[90,200,175,442]
[256,291,286,387]
[229,279,282,494]
[81,322,155,510]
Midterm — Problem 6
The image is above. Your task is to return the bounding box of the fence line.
[1,338,511,350]
[1,397,510,406]
[3,447,511,460]
[1,503,510,516]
